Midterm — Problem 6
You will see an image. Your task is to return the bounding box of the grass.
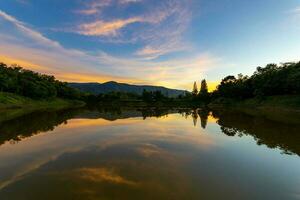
[0,92,85,123]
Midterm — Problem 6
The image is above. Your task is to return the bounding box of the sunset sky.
[0,0,299,90]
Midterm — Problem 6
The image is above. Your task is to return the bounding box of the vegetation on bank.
[0,62,86,121]
[0,92,84,110]
[0,62,84,100]
[84,89,187,106]
[188,62,300,109]
[0,92,84,123]
[212,62,300,99]
[68,81,185,97]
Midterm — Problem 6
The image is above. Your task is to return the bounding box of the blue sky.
[0,0,299,90]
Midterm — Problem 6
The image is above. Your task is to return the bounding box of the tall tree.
[200,79,208,94]
[192,81,198,96]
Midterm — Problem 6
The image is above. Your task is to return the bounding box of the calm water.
[0,108,299,200]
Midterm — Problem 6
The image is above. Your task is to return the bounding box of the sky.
[0,0,300,91]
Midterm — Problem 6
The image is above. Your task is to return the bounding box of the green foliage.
[84,91,142,104]
[213,62,300,100]
[83,89,172,105]
[215,74,252,99]
[0,62,83,100]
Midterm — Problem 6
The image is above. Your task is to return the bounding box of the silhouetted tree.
[192,81,198,96]
[198,79,210,103]
[200,79,208,94]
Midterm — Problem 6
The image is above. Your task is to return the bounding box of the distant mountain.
[68,81,187,97]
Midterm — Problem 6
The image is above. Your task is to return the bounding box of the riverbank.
[209,95,300,124]
[0,92,85,123]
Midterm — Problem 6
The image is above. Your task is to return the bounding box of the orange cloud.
[75,167,138,186]
[78,18,142,36]
[0,55,48,72]
[76,0,111,15]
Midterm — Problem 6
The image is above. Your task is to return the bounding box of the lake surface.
[0,108,299,200]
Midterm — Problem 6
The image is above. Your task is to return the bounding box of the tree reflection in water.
[212,109,300,156]
[178,109,210,129]
[0,107,299,156]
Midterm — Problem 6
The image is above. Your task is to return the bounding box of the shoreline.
[0,92,85,123]
[209,95,300,124]
[2,92,300,125]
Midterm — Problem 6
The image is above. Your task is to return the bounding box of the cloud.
[137,143,162,157]
[136,47,163,58]
[136,1,192,59]
[78,0,143,15]
[0,9,221,90]
[15,0,29,5]
[0,10,144,83]
[75,167,138,186]
[290,7,300,14]
[73,0,192,59]
[78,17,142,36]
[77,0,112,15]
[0,11,60,48]
[119,0,143,4]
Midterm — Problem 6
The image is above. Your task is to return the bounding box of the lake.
[0,107,299,200]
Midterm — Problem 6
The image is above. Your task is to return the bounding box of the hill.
[68,81,187,97]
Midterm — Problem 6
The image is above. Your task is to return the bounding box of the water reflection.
[0,143,203,200]
[0,107,299,200]
[0,107,299,156]
[0,109,80,145]
[213,109,300,156]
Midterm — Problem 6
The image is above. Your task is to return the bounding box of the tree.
[0,62,84,100]
[198,79,210,103]
[142,89,153,102]
[200,79,208,94]
[153,91,164,101]
[192,81,198,96]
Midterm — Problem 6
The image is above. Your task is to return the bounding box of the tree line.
[1,61,299,104]
[85,89,173,104]
[0,62,178,103]
[191,61,300,103]
[0,63,83,100]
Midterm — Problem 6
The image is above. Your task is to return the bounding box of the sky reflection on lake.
[0,109,299,200]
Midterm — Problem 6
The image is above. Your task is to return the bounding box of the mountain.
[68,81,187,97]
